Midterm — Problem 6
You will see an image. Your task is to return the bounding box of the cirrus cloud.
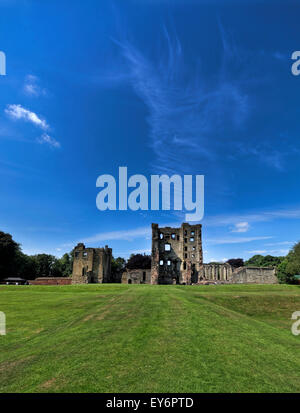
[23,75,47,97]
[37,133,60,149]
[5,104,49,130]
[231,221,250,233]
[4,104,61,149]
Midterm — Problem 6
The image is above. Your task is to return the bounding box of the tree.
[277,242,300,284]
[31,254,57,277]
[15,251,37,280]
[227,258,244,269]
[0,231,21,279]
[277,259,290,284]
[126,254,151,270]
[59,253,73,277]
[245,254,284,268]
[0,230,75,280]
[51,258,63,277]
[111,256,126,282]
[111,256,126,274]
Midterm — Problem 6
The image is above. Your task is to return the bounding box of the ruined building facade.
[71,224,277,285]
[149,223,277,285]
[202,263,233,282]
[72,243,112,284]
[151,223,203,284]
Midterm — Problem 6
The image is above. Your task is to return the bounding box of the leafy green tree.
[59,253,73,277]
[31,254,57,277]
[0,231,21,279]
[111,256,126,282]
[15,251,37,280]
[111,256,126,274]
[126,254,151,269]
[277,242,300,284]
[277,259,290,284]
[245,254,284,268]
[51,258,63,277]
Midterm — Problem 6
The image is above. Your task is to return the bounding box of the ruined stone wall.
[151,223,203,285]
[122,269,151,284]
[71,243,112,284]
[230,267,277,284]
[202,263,233,282]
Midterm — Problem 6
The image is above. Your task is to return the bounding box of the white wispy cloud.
[5,104,49,130]
[81,226,151,244]
[246,248,289,255]
[37,133,60,148]
[206,236,272,245]
[114,24,250,174]
[23,75,47,97]
[264,241,295,246]
[106,21,298,177]
[246,250,267,254]
[5,104,61,149]
[63,221,182,248]
[237,142,288,171]
[204,206,300,227]
[231,221,250,233]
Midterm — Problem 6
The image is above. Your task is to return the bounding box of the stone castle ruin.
[72,243,112,284]
[72,223,277,285]
[150,223,203,285]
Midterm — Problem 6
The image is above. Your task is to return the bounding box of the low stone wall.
[230,267,277,284]
[29,277,72,285]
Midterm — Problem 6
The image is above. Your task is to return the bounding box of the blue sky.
[0,0,300,262]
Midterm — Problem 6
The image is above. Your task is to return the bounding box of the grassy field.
[0,283,300,393]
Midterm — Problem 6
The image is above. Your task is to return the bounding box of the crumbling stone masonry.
[202,263,233,282]
[122,268,151,284]
[72,243,112,284]
[230,266,277,284]
[69,224,277,286]
[151,223,203,284]
[150,223,277,285]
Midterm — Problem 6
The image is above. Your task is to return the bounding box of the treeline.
[0,230,73,281]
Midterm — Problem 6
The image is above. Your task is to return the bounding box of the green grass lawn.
[0,283,300,393]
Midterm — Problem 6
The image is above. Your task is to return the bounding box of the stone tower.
[71,243,112,284]
[151,223,203,285]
